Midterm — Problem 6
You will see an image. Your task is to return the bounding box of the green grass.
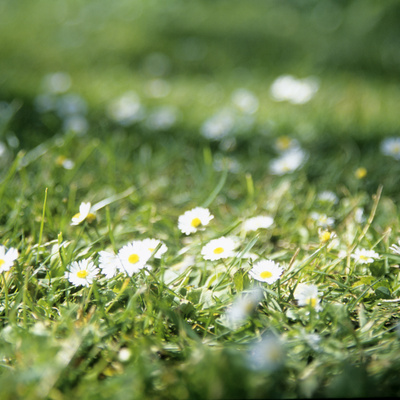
[1,1,400,399]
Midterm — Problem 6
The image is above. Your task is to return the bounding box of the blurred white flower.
[303,332,321,351]
[145,106,178,130]
[269,148,307,175]
[243,216,274,232]
[65,259,99,287]
[247,334,284,371]
[63,115,89,135]
[310,212,335,228]
[201,237,236,261]
[178,207,214,235]
[354,207,366,223]
[200,109,235,140]
[213,155,241,173]
[42,72,71,94]
[317,191,338,204]
[270,75,319,104]
[274,136,300,153]
[389,240,400,256]
[351,248,379,264]
[231,88,259,114]
[107,92,145,125]
[225,288,262,329]
[294,283,322,311]
[118,348,132,362]
[55,155,75,170]
[381,137,400,160]
[71,202,96,225]
[98,251,122,279]
[248,259,283,284]
[0,245,18,273]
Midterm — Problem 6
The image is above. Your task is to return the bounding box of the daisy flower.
[141,238,168,258]
[65,259,99,287]
[273,135,300,153]
[98,251,122,279]
[71,202,96,226]
[381,137,400,160]
[243,216,274,232]
[317,191,338,204]
[351,248,380,264]
[178,207,214,235]
[201,237,236,261]
[270,75,319,104]
[294,283,322,311]
[247,334,284,371]
[231,88,259,115]
[117,241,152,276]
[0,245,18,273]
[318,229,337,243]
[269,148,307,175]
[389,240,400,256]
[310,212,334,228]
[248,260,283,284]
[225,288,262,329]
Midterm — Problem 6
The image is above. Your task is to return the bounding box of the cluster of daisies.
[65,204,283,288]
[63,202,387,313]
[1,199,394,315]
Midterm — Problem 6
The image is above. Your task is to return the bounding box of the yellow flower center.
[148,248,154,252]
[0,259,5,267]
[320,231,331,242]
[260,271,273,279]
[276,136,291,150]
[56,155,67,166]
[191,217,201,228]
[87,213,96,223]
[359,255,369,261]
[128,254,139,264]
[73,212,81,219]
[213,247,224,254]
[355,167,367,179]
[77,270,88,278]
[306,297,317,308]
[282,162,291,172]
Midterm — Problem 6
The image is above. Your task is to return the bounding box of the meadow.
[1,1,400,398]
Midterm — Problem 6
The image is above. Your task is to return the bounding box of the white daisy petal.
[351,248,379,264]
[293,283,322,311]
[0,245,19,273]
[201,237,236,261]
[243,216,274,232]
[178,207,214,235]
[65,259,99,287]
[71,202,96,226]
[117,241,152,276]
[248,260,283,284]
[141,238,168,258]
[98,251,122,279]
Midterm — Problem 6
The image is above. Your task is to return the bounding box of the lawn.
[1,1,400,399]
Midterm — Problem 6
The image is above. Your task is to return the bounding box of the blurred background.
[1,0,400,193]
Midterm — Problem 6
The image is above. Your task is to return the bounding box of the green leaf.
[375,286,391,299]
[233,270,243,292]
